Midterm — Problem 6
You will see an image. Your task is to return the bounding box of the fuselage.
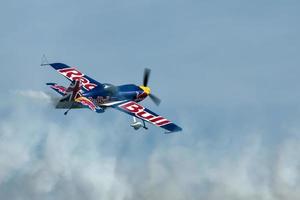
[82,83,149,106]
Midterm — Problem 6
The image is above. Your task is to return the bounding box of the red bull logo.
[119,101,171,126]
[58,68,97,90]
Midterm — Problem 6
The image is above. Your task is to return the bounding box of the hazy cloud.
[0,98,299,200]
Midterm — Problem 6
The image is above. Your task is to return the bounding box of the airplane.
[42,62,182,133]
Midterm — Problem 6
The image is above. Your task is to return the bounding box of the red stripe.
[150,116,165,123]
[156,120,171,126]
[136,111,155,120]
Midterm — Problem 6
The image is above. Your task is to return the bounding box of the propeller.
[149,93,161,106]
[143,68,151,86]
[142,68,161,106]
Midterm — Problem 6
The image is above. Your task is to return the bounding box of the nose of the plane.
[139,86,151,95]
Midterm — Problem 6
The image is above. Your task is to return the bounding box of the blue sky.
[1,0,300,199]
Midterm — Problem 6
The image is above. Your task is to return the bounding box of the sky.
[1,0,300,199]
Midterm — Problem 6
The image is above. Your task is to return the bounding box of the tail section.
[46,83,67,96]
[47,80,102,113]
[59,80,82,102]
[53,80,85,109]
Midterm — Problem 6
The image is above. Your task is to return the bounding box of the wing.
[44,63,104,92]
[113,101,182,133]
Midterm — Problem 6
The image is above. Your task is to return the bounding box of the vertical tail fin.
[59,80,82,102]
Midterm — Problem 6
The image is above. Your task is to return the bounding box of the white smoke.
[0,96,300,200]
[13,90,53,103]
[0,98,130,200]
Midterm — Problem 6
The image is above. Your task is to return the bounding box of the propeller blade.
[143,68,151,86]
[149,93,161,106]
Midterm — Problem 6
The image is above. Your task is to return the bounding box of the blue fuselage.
[82,84,148,106]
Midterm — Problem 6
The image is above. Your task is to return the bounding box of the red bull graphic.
[119,101,171,126]
[58,68,97,91]
[75,97,97,111]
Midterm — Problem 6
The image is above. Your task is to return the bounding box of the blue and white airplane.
[43,63,182,133]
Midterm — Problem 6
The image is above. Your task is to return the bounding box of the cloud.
[126,133,300,200]
[0,98,130,200]
[0,97,300,200]
[13,90,53,103]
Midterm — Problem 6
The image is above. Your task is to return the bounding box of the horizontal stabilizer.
[46,83,66,96]
[55,101,85,109]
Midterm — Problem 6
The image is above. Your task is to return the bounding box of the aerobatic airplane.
[43,63,182,133]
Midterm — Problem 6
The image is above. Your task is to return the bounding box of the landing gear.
[64,109,70,115]
[130,117,148,130]
[142,120,148,130]
[64,102,74,115]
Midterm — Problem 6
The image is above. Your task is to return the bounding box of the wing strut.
[64,102,74,115]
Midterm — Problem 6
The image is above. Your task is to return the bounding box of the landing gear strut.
[130,117,148,130]
[64,102,74,115]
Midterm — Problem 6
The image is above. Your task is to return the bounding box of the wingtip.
[164,127,183,134]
